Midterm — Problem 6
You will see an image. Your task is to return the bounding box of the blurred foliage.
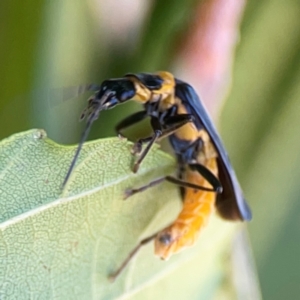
[0,0,299,299]
[221,0,300,299]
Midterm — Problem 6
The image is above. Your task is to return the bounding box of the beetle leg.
[124,174,220,200]
[162,114,194,133]
[133,114,193,172]
[109,232,157,282]
[188,163,222,193]
[133,117,162,173]
[115,110,148,136]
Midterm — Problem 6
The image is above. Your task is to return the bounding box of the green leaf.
[0,129,245,299]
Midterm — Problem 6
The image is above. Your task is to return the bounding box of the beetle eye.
[119,89,135,102]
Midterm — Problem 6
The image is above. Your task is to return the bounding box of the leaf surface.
[0,129,240,299]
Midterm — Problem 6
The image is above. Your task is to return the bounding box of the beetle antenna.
[62,92,113,189]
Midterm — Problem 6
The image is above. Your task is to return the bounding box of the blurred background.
[1,0,300,299]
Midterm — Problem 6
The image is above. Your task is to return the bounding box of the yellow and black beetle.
[63,71,252,279]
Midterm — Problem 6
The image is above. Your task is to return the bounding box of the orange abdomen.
[154,157,218,260]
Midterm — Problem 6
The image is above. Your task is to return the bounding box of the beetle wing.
[175,79,252,221]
